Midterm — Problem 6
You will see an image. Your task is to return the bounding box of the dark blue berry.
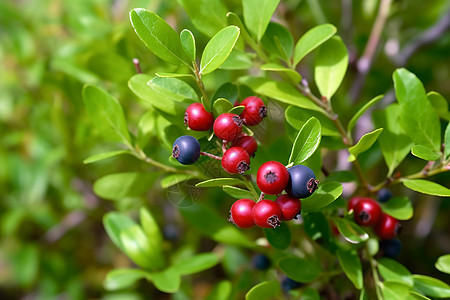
[252,254,271,270]
[380,238,402,259]
[377,188,393,203]
[172,135,200,165]
[163,224,180,242]
[285,165,318,198]
[281,276,303,291]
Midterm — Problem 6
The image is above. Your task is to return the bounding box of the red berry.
[213,113,243,141]
[374,214,402,239]
[221,147,250,174]
[240,96,267,126]
[353,198,382,227]
[231,135,258,157]
[256,161,289,195]
[184,103,214,131]
[348,196,371,212]
[229,199,255,228]
[252,200,282,228]
[275,194,301,220]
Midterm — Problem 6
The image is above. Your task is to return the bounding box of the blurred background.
[1,0,449,299]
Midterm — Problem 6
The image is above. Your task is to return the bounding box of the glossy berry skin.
[172,135,200,165]
[380,238,402,259]
[239,96,267,126]
[232,135,258,157]
[374,214,402,239]
[252,254,271,270]
[281,276,303,291]
[229,199,255,228]
[221,147,250,174]
[353,198,382,227]
[213,113,243,141]
[285,165,318,199]
[256,161,289,195]
[275,194,301,220]
[377,188,393,203]
[252,200,282,228]
[348,196,372,211]
[184,103,214,131]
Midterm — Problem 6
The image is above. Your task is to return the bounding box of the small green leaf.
[212,98,234,118]
[435,254,450,274]
[148,77,198,102]
[82,85,131,145]
[334,218,369,244]
[245,280,281,300]
[149,267,181,293]
[161,174,192,189]
[205,280,232,300]
[278,257,321,282]
[314,36,348,99]
[200,26,240,75]
[178,0,228,37]
[261,63,301,83]
[285,105,339,136]
[378,258,413,287]
[348,128,383,162]
[226,12,254,43]
[130,9,188,66]
[294,23,337,66]
[223,185,254,199]
[412,274,450,298]
[403,179,450,197]
[196,178,245,188]
[337,249,363,289]
[288,117,322,164]
[380,197,413,220]
[381,281,414,300]
[83,150,130,164]
[229,105,245,115]
[444,122,450,159]
[303,212,334,250]
[263,222,291,250]
[347,95,384,134]
[301,288,321,300]
[180,29,196,62]
[213,82,239,102]
[140,208,163,257]
[243,0,280,41]
[137,109,156,148]
[220,49,253,70]
[104,269,148,291]
[155,72,196,79]
[428,92,450,121]
[261,22,294,61]
[411,145,441,161]
[173,253,220,275]
[103,212,137,252]
[301,182,343,212]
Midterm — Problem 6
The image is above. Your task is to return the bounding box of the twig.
[133,58,142,74]
[200,151,222,160]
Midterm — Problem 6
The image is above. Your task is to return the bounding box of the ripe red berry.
[221,147,250,174]
[239,96,267,126]
[184,103,214,131]
[213,113,243,141]
[256,161,289,195]
[353,198,382,227]
[374,214,402,240]
[275,194,301,220]
[252,200,282,228]
[231,135,258,157]
[229,199,255,228]
[348,196,371,212]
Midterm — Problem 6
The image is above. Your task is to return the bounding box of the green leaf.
[381,281,414,300]
[161,174,193,189]
[278,257,321,282]
[226,12,254,44]
[104,269,148,291]
[103,212,137,252]
[334,218,369,244]
[83,150,130,164]
[245,280,281,300]
[173,253,220,275]
[229,105,245,115]
[348,128,383,162]
[261,22,294,61]
[337,249,363,289]
[413,274,450,298]
[212,98,234,118]
[263,222,291,250]
[373,104,413,177]
[445,122,450,159]
[82,85,131,145]
[180,29,196,62]
[261,63,301,83]
[205,280,232,300]
[435,254,450,274]
[411,145,441,161]
[380,197,413,220]
[148,77,198,103]
[223,185,254,199]
[220,49,253,70]
[314,36,348,99]
[137,109,156,148]
[213,82,239,103]
[301,288,321,300]
[378,258,413,287]
[403,179,450,197]
[288,117,322,164]
[140,208,163,257]
[285,105,339,136]
[178,0,228,37]
[394,68,441,151]
[149,267,181,293]
[195,178,245,188]
[303,212,334,250]
[130,9,188,66]
[93,172,159,201]
[155,72,196,79]
[200,26,240,75]
[347,95,384,134]
[294,23,337,66]
[239,76,322,112]
[243,0,280,41]
[428,91,450,121]
[301,181,343,212]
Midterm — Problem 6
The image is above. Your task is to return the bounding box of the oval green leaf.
[148,77,198,103]
[412,274,450,298]
[301,181,343,212]
[104,269,149,291]
[377,258,413,287]
[347,95,384,134]
[83,150,130,164]
[103,212,137,252]
[278,256,321,282]
[212,98,234,118]
[223,185,254,199]
[435,254,450,274]
[261,63,301,83]
[245,280,281,300]
[149,267,181,293]
[180,29,196,62]
[178,0,228,37]
[173,253,220,276]
[348,128,383,162]
[334,218,369,244]
[380,196,413,220]
[288,117,322,164]
[243,0,280,41]
[294,23,337,66]
[403,179,450,197]
[411,145,441,161]
[195,178,245,188]
[337,249,363,289]
[140,208,163,256]
[263,222,291,250]
[285,105,339,136]
[261,22,294,61]
[206,280,232,300]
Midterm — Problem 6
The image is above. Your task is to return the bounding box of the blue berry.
[377,188,393,203]
[380,238,402,259]
[285,165,318,198]
[252,254,271,270]
[281,276,303,291]
[172,135,201,165]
